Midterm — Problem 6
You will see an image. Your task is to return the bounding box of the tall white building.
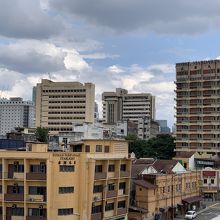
[0,97,35,136]
[102,88,155,124]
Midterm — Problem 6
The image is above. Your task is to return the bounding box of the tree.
[35,127,49,143]
[127,134,175,160]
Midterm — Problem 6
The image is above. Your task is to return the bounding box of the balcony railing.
[26,173,46,181]
[26,217,47,220]
[94,172,107,180]
[91,213,101,220]
[106,190,117,198]
[120,171,130,178]
[4,193,24,201]
[117,208,127,215]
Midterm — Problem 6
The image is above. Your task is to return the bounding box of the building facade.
[35,79,95,132]
[176,60,220,154]
[102,88,155,124]
[0,139,131,220]
[156,120,171,134]
[0,98,35,136]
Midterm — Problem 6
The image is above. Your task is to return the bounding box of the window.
[204,179,207,184]
[119,182,126,190]
[13,162,24,173]
[120,164,126,171]
[30,164,46,173]
[11,207,24,216]
[95,165,102,173]
[60,165,75,172]
[28,208,45,217]
[104,145,109,153]
[29,186,46,195]
[105,203,114,211]
[211,179,215,184]
[118,200,126,209]
[96,145,102,152]
[85,145,90,152]
[92,205,102,214]
[58,208,73,216]
[59,187,74,194]
[108,183,115,191]
[108,164,115,172]
[93,185,102,193]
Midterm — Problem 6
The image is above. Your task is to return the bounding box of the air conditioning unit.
[12,204,17,209]
[39,205,43,209]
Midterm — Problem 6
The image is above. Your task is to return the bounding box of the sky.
[1,0,220,128]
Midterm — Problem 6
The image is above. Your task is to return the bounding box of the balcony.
[117,208,127,215]
[26,217,47,220]
[91,213,101,220]
[106,190,117,198]
[27,195,46,203]
[26,173,46,181]
[120,171,130,178]
[94,172,107,180]
[4,193,24,201]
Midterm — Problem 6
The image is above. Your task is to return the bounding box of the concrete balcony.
[120,171,130,178]
[26,217,47,220]
[94,172,107,180]
[117,208,127,215]
[11,217,24,220]
[106,190,117,198]
[91,213,101,220]
[26,173,46,181]
[4,193,24,201]
[13,172,24,180]
[27,194,46,203]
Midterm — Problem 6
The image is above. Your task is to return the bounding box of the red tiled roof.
[174,151,195,158]
[152,160,178,174]
[133,158,155,164]
[134,179,157,189]
[131,164,151,178]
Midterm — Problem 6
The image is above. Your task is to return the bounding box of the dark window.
[120,164,126,171]
[59,187,74,194]
[211,179,215,184]
[29,186,46,195]
[95,165,102,173]
[60,165,75,172]
[93,185,102,193]
[12,185,24,194]
[13,162,24,173]
[30,164,46,173]
[108,164,115,172]
[104,145,109,153]
[28,208,46,217]
[92,205,102,214]
[108,183,115,191]
[204,179,207,184]
[105,203,114,211]
[118,200,126,208]
[119,182,126,190]
[58,208,73,215]
[96,145,102,152]
[85,145,90,152]
[12,207,24,216]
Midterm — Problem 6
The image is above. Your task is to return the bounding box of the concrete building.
[0,97,35,136]
[0,139,131,220]
[156,120,171,134]
[138,118,159,140]
[102,88,155,124]
[130,159,201,220]
[176,60,220,154]
[35,79,95,132]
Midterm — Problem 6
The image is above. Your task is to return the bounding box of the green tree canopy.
[35,127,49,143]
[127,134,175,159]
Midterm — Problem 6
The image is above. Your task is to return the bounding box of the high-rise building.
[0,139,131,220]
[102,88,155,124]
[0,97,35,136]
[36,79,95,132]
[175,60,220,154]
[156,120,171,134]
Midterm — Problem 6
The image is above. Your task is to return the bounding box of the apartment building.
[36,79,95,132]
[0,98,35,136]
[0,139,131,220]
[102,88,155,124]
[176,60,220,154]
[130,159,201,220]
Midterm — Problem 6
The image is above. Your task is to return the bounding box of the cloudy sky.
[1,0,220,128]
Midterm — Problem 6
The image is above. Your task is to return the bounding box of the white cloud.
[108,65,124,74]
[82,53,119,59]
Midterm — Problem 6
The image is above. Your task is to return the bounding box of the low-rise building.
[0,139,131,220]
[130,159,201,220]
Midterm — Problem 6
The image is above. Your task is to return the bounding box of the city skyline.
[1,1,220,127]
